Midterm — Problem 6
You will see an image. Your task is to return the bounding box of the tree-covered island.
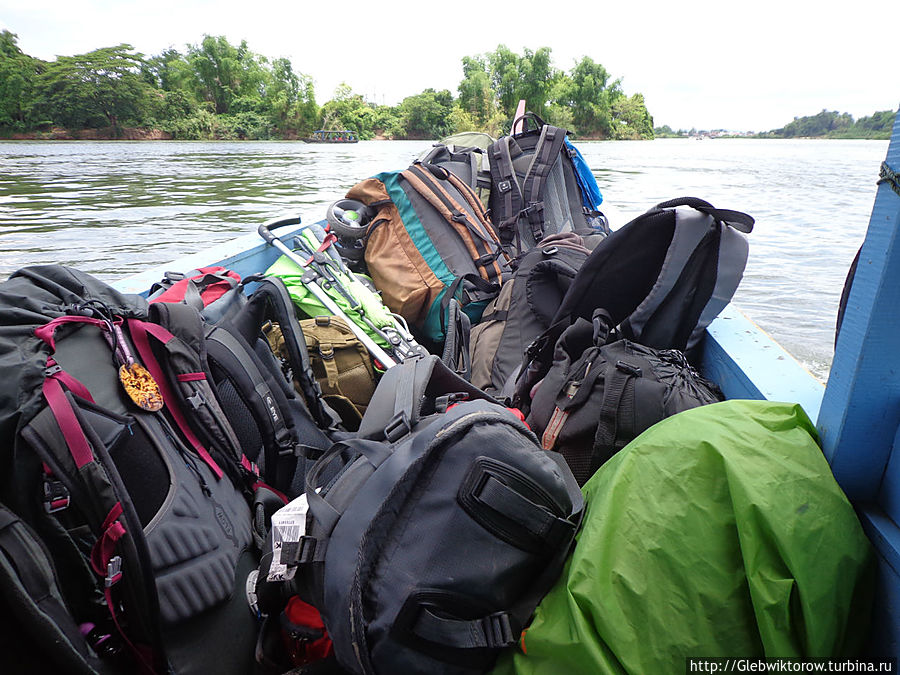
[0,31,653,141]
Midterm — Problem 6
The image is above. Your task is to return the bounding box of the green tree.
[0,30,43,130]
[184,36,267,115]
[457,56,496,127]
[610,93,654,139]
[37,44,148,132]
[396,89,454,139]
[319,84,376,138]
[557,56,623,138]
[514,47,558,120]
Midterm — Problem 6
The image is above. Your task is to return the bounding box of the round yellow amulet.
[119,363,164,412]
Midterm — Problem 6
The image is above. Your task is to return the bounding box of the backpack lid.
[0,265,149,441]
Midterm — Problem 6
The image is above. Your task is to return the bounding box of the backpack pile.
[469,232,591,396]
[0,265,339,674]
[506,197,752,485]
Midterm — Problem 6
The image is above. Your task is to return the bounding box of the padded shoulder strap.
[233,278,336,431]
[520,124,569,243]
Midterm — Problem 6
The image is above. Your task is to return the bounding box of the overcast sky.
[1,0,897,132]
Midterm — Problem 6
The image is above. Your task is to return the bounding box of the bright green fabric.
[492,400,874,675]
[266,229,397,348]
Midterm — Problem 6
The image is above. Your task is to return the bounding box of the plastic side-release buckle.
[282,535,317,567]
[383,411,411,443]
[105,556,123,587]
[43,479,70,513]
[481,611,515,648]
[434,392,470,413]
[186,390,206,410]
[616,360,643,377]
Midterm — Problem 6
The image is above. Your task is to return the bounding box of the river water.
[0,138,889,381]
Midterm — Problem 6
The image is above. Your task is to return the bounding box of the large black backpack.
[469,232,590,396]
[0,266,264,674]
[277,356,583,674]
[526,310,724,485]
[513,197,753,414]
[488,112,607,256]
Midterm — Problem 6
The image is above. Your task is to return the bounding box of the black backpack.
[469,233,590,396]
[488,112,608,256]
[513,197,753,414]
[277,356,583,674]
[0,265,265,674]
[526,310,724,485]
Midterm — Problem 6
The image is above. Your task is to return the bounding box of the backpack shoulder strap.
[403,164,505,285]
[232,278,338,432]
[520,124,569,244]
[488,136,525,248]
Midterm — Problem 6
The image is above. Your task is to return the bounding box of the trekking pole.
[258,216,398,368]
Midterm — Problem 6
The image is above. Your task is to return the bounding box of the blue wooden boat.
[113,110,900,658]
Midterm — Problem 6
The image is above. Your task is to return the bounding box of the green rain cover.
[266,228,397,349]
[492,400,874,675]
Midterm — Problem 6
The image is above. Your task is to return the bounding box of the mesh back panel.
[210,365,265,464]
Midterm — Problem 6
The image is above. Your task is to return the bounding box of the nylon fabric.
[492,400,875,674]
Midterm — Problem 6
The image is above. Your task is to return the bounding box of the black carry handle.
[511,111,548,136]
[304,438,393,536]
[257,216,302,245]
[655,197,754,233]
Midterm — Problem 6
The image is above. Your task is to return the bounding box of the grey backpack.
[488,112,608,256]
[292,356,583,674]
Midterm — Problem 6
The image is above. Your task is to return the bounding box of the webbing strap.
[409,605,515,650]
[521,125,568,243]
[34,316,110,350]
[89,503,159,673]
[127,319,224,479]
[473,474,576,549]
[405,165,502,284]
[89,502,125,579]
[594,363,638,452]
[490,137,524,248]
[42,376,94,469]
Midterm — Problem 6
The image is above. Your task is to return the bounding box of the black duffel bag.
[298,355,583,675]
[527,310,724,485]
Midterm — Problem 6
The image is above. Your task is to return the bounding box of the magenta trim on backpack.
[127,319,225,480]
[42,376,95,469]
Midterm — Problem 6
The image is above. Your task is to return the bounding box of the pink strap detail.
[252,479,289,505]
[46,358,95,403]
[103,587,160,675]
[42,377,94,468]
[91,504,162,674]
[241,454,255,474]
[176,372,206,382]
[127,320,224,480]
[34,316,109,350]
[90,503,125,577]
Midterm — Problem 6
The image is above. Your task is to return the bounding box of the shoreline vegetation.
[1,30,893,142]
